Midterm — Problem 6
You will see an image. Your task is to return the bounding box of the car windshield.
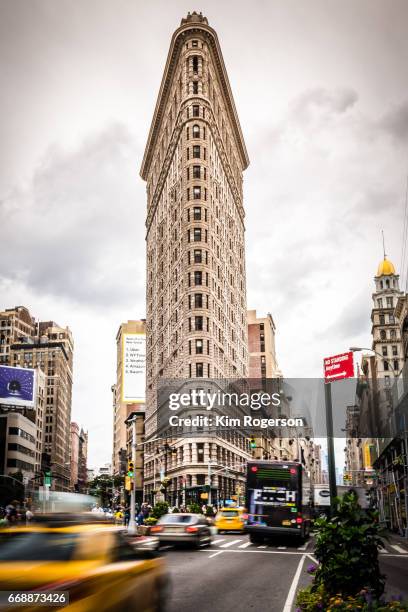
[159,514,196,524]
[221,510,239,517]
[0,532,79,561]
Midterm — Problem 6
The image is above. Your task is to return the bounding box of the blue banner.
[0,365,35,407]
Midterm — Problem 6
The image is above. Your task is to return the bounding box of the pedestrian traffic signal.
[249,438,256,449]
[127,461,135,477]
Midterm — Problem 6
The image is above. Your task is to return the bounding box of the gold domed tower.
[376,257,396,277]
[372,254,403,380]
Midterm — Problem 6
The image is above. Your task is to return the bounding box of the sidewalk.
[384,530,408,546]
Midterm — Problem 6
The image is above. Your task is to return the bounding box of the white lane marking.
[282,554,306,612]
[298,542,309,551]
[307,553,318,564]
[238,542,252,549]
[278,546,287,550]
[198,548,306,556]
[212,539,225,545]
[379,547,389,554]
[390,544,408,554]
[220,539,242,548]
[258,545,267,549]
[208,550,224,558]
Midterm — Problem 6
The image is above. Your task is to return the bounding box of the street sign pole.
[323,350,355,512]
[325,382,337,511]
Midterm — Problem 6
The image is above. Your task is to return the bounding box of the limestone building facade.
[140,12,252,505]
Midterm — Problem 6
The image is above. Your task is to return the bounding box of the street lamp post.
[349,347,399,377]
[127,416,137,535]
[207,462,212,507]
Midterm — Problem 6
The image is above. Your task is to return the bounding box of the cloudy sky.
[1,0,407,467]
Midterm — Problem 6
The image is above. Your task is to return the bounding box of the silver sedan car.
[151,513,213,548]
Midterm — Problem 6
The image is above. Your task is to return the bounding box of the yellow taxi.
[214,507,246,533]
[0,515,169,611]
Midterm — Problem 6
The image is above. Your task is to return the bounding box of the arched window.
[192,124,200,138]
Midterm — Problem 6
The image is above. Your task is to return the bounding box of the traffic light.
[127,460,135,477]
[44,470,52,486]
[249,438,256,449]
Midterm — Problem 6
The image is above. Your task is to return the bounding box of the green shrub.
[295,491,402,611]
[312,491,385,598]
[187,502,202,514]
[172,507,179,513]
[151,501,169,520]
[144,517,158,526]
[205,505,215,517]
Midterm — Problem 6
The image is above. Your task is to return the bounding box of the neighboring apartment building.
[0,411,37,480]
[247,309,284,464]
[370,258,408,533]
[248,309,281,380]
[141,12,252,505]
[344,402,365,487]
[78,428,88,491]
[70,422,80,490]
[97,462,112,477]
[0,365,46,492]
[0,306,74,491]
[112,320,146,475]
[371,257,404,417]
[0,366,46,491]
[0,307,36,364]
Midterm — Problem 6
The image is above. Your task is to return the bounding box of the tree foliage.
[151,502,169,519]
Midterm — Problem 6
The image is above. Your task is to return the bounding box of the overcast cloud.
[1,0,407,467]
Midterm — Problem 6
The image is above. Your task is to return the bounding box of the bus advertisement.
[245,460,312,543]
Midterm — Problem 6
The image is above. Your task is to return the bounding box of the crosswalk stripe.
[390,544,407,554]
[220,539,243,548]
[379,547,388,554]
[238,542,251,549]
[278,546,287,550]
[258,545,267,549]
[212,539,225,545]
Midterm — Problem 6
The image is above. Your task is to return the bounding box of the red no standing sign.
[324,351,354,383]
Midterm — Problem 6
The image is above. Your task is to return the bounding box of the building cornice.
[140,20,249,180]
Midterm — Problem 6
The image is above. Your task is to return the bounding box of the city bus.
[245,460,312,543]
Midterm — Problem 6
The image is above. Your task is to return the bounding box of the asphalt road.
[164,533,315,612]
[161,533,408,612]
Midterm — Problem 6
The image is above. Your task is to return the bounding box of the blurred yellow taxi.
[214,507,246,533]
[0,516,169,611]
